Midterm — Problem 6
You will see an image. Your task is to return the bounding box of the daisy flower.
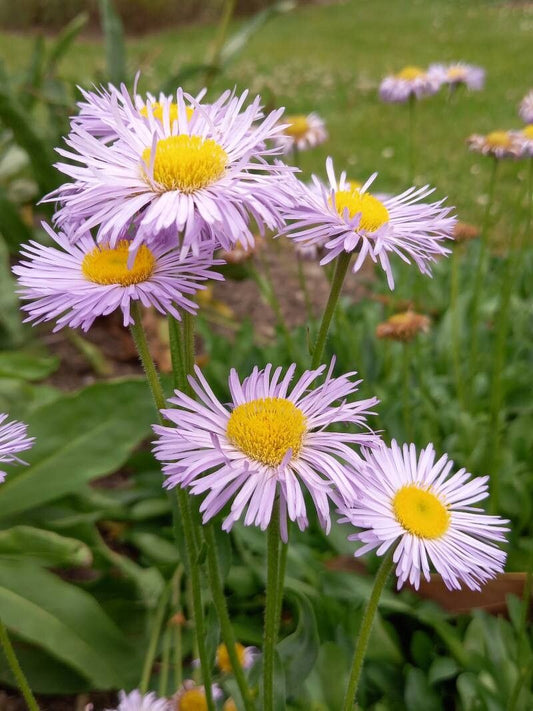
[47,87,294,255]
[514,124,533,157]
[153,362,379,540]
[519,90,533,125]
[0,413,34,483]
[13,222,223,332]
[275,112,328,153]
[467,130,522,159]
[173,681,222,711]
[105,690,169,711]
[281,158,456,289]
[379,66,440,103]
[216,642,257,674]
[427,62,485,91]
[338,440,509,591]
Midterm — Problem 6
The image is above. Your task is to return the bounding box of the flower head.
[173,681,222,711]
[14,223,223,332]
[379,66,440,103]
[216,642,257,673]
[105,690,169,711]
[519,90,533,125]
[428,62,485,91]
[282,158,455,289]
[153,362,379,540]
[47,87,294,255]
[338,441,509,591]
[514,124,533,158]
[275,113,328,153]
[467,130,522,159]
[0,413,34,483]
[375,311,430,342]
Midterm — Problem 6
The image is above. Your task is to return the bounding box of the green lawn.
[1,0,532,232]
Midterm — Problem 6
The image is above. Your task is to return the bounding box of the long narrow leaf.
[98,0,126,85]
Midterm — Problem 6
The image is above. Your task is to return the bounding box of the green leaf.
[98,0,126,85]
[404,666,443,711]
[428,657,459,685]
[277,589,319,694]
[0,559,140,688]
[0,378,155,519]
[0,236,25,348]
[47,12,89,71]
[0,350,59,380]
[0,643,90,694]
[0,525,92,567]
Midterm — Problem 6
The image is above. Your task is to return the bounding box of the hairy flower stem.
[140,582,171,693]
[401,343,413,441]
[449,249,465,409]
[0,618,40,711]
[297,256,314,324]
[342,552,394,711]
[131,303,215,710]
[468,158,498,390]
[408,94,416,184]
[263,501,281,711]
[311,251,352,369]
[204,524,256,711]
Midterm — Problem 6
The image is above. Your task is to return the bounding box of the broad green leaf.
[0,350,59,380]
[404,666,443,711]
[0,643,90,694]
[0,379,155,519]
[0,559,140,688]
[277,589,319,693]
[0,525,92,567]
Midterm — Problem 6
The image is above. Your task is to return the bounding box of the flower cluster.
[380,62,484,103]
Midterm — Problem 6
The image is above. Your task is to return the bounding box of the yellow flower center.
[284,115,310,139]
[486,131,512,149]
[226,397,307,467]
[447,66,466,81]
[178,689,207,711]
[216,642,246,673]
[522,125,533,140]
[142,135,228,193]
[333,189,389,231]
[345,179,362,191]
[396,65,425,81]
[81,241,156,286]
[393,485,450,539]
[139,102,194,124]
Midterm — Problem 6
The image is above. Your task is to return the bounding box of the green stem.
[297,256,314,324]
[342,552,394,711]
[408,94,416,184]
[182,310,196,380]
[130,301,166,412]
[468,158,498,388]
[205,0,237,86]
[168,315,188,393]
[0,618,40,711]
[159,625,172,697]
[519,156,533,261]
[172,567,184,691]
[450,249,465,409]
[274,539,289,638]
[401,343,413,441]
[203,524,256,711]
[311,251,352,369]
[140,583,171,693]
[263,501,281,711]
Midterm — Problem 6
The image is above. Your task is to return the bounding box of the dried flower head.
[375,311,430,342]
[453,221,480,244]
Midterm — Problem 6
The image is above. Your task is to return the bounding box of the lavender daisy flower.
[275,112,328,153]
[153,362,379,540]
[467,130,523,159]
[14,222,223,332]
[0,413,34,483]
[519,90,533,125]
[338,440,509,591]
[379,66,440,103]
[105,690,169,711]
[427,62,485,91]
[282,158,455,289]
[47,87,294,255]
[173,681,222,710]
[513,124,533,157]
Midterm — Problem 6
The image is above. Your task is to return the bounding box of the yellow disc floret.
[139,102,194,124]
[284,115,311,140]
[142,135,228,193]
[397,65,425,81]
[226,397,307,467]
[81,241,156,286]
[485,131,512,149]
[178,688,207,711]
[216,642,246,673]
[522,125,533,140]
[447,66,466,82]
[393,485,450,539]
[333,189,389,231]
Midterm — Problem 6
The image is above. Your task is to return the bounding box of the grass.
[1,0,532,233]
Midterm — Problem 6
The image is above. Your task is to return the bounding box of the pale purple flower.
[105,690,169,711]
[379,66,440,103]
[338,440,509,591]
[14,222,223,332]
[275,112,328,153]
[467,131,523,159]
[281,158,456,289]
[0,413,34,483]
[514,125,533,157]
[427,62,485,91]
[153,362,379,540]
[46,87,294,256]
[173,680,222,710]
[519,90,533,124]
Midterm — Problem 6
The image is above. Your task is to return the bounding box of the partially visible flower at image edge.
[0,413,34,483]
[104,690,170,711]
[13,222,224,332]
[153,361,380,540]
[519,90,533,125]
[337,440,509,591]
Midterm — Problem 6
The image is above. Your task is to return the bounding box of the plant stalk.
[263,501,281,711]
[0,618,40,711]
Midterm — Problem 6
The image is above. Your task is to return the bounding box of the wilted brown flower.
[376,311,431,342]
[220,236,264,264]
[453,221,480,244]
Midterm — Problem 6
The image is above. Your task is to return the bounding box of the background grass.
[1,0,532,235]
